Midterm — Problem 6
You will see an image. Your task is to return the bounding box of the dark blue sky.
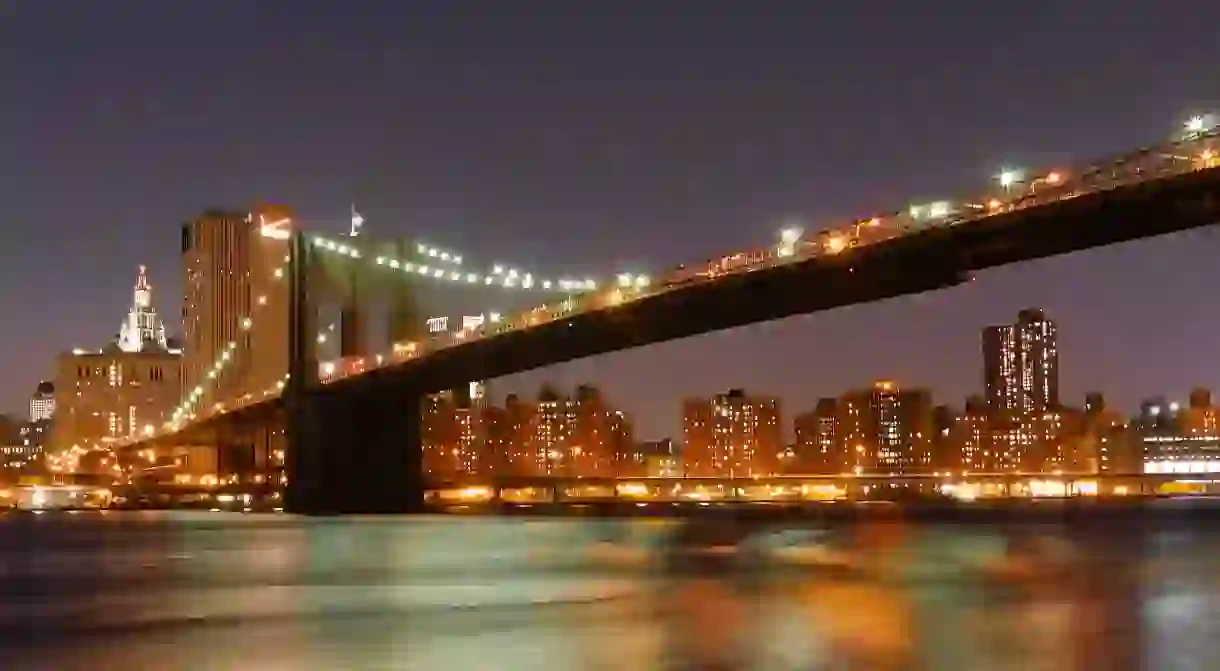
[3,1,1219,438]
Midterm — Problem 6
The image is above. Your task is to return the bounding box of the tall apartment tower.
[983,308,1059,416]
[681,389,781,478]
[180,207,291,417]
[839,381,932,474]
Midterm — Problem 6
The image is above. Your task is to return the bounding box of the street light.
[998,168,1023,190]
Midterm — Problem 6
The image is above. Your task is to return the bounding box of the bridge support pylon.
[284,231,425,515]
[289,379,425,514]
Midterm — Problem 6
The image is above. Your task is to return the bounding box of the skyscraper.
[839,381,932,474]
[180,207,290,417]
[983,308,1059,415]
[681,389,781,477]
[421,391,463,480]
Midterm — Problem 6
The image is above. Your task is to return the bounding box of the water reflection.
[1,510,1219,668]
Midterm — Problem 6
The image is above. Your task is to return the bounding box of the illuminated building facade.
[1142,434,1220,474]
[422,384,630,478]
[51,266,183,458]
[839,381,932,474]
[990,410,1069,471]
[180,206,290,419]
[531,385,572,475]
[422,391,462,480]
[1073,392,1128,473]
[567,384,624,477]
[420,382,499,479]
[953,396,992,471]
[1136,389,1220,474]
[619,438,677,478]
[488,394,537,476]
[51,346,181,456]
[30,381,55,422]
[682,389,780,478]
[983,308,1059,415]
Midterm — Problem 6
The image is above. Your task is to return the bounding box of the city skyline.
[4,2,1220,440]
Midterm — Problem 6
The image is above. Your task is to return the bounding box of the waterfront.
[3,509,1220,668]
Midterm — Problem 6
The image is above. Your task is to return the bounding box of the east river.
[2,506,1220,669]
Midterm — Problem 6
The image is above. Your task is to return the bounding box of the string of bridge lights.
[310,235,603,293]
[146,235,608,440]
[162,253,294,433]
[138,112,1219,443]
[155,233,621,437]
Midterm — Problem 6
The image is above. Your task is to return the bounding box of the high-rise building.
[531,385,571,476]
[490,393,537,476]
[681,389,780,478]
[421,391,461,480]
[839,381,933,474]
[30,381,55,422]
[50,268,182,457]
[954,396,991,472]
[180,207,290,420]
[983,308,1059,416]
[567,384,617,477]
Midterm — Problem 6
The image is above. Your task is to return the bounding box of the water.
[2,509,1219,669]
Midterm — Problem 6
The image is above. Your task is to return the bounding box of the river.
[1,509,1218,669]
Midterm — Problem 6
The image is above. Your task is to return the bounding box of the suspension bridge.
[108,115,1220,514]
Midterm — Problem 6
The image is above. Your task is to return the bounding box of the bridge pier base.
[286,377,425,515]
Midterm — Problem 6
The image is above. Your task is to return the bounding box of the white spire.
[117,265,167,352]
[350,204,364,237]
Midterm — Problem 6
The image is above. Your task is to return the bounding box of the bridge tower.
[338,220,368,359]
[386,238,423,345]
[284,231,425,514]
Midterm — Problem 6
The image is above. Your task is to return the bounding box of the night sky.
[3,1,1219,439]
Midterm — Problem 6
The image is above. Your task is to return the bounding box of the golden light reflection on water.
[0,512,1212,669]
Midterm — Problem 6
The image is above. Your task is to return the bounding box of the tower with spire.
[116,265,168,352]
